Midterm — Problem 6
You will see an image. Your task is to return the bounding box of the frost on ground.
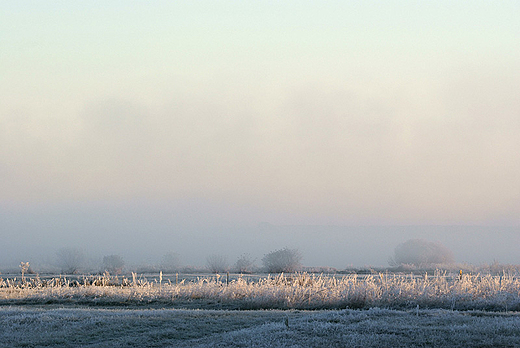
[0,307,305,347]
[2,273,520,346]
[2,272,520,311]
[1,307,520,348]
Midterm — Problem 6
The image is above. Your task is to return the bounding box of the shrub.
[206,254,228,273]
[56,247,85,274]
[160,252,181,273]
[102,255,125,274]
[234,254,256,273]
[390,239,454,267]
[262,247,302,273]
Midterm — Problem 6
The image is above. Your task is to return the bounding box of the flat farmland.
[2,272,520,347]
[2,306,520,347]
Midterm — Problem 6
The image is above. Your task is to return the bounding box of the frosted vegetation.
[2,240,519,346]
[3,270,520,346]
[2,271,520,311]
[2,307,520,347]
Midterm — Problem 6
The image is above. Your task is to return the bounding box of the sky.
[1,2,519,268]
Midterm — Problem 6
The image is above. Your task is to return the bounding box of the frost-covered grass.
[3,272,520,347]
[2,272,520,311]
[2,307,520,347]
[0,306,307,347]
[183,309,520,348]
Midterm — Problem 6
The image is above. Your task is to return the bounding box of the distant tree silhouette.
[56,247,85,274]
[390,239,454,267]
[262,247,302,273]
[160,252,181,272]
[206,254,228,273]
[102,255,125,274]
[234,253,256,273]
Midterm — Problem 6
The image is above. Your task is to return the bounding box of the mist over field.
[1,2,519,272]
[2,4,520,347]
[1,200,519,269]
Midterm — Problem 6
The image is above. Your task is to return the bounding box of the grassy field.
[2,272,520,347]
[2,272,520,311]
[2,306,520,347]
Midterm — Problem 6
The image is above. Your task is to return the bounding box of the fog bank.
[1,202,518,270]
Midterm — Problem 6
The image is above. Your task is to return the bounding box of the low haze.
[1,2,519,270]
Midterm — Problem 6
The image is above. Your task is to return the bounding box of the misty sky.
[1,2,519,267]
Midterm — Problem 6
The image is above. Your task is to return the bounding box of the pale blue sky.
[1,1,519,227]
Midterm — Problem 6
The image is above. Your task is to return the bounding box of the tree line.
[26,239,455,275]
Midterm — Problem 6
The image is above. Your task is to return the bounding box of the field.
[2,272,520,347]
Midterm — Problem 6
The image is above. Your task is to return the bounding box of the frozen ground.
[1,306,520,347]
[2,273,520,347]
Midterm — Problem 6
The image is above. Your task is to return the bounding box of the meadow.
[2,271,520,311]
[2,271,520,347]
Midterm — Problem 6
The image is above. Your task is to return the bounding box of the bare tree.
[56,247,85,274]
[234,253,256,273]
[102,255,125,274]
[160,252,181,273]
[262,247,302,273]
[206,254,228,273]
[390,239,454,267]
